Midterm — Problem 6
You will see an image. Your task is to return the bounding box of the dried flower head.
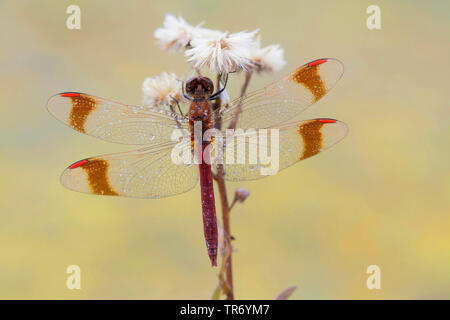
[249,37,286,73]
[185,30,258,74]
[197,27,223,39]
[142,72,182,107]
[154,14,201,52]
[234,188,250,203]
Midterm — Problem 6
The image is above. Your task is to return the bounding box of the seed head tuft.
[142,72,183,107]
[185,30,258,74]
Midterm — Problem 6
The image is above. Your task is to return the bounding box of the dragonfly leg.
[180,80,194,101]
[169,95,184,116]
[209,73,229,100]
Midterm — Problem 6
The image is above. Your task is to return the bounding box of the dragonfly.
[47,58,347,267]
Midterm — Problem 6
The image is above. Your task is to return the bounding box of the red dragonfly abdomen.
[199,144,218,266]
[187,79,219,267]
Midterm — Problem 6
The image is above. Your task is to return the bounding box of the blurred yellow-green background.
[0,0,449,299]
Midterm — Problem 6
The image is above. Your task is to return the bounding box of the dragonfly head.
[186,76,214,98]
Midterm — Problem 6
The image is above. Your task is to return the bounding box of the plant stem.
[214,71,252,300]
[216,164,234,300]
[228,71,252,130]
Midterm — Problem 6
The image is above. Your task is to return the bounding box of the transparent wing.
[211,118,347,181]
[47,92,188,145]
[219,58,344,130]
[61,141,198,198]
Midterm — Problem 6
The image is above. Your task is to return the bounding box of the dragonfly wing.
[219,58,344,130]
[47,92,188,145]
[61,142,198,198]
[214,118,347,181]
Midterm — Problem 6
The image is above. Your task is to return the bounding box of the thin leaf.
[275,285,297,300]
[218,240,233,297]
[211,285,221,300]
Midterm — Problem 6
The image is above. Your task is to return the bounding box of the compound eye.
[205,79,214,94]
[185,81,195,95]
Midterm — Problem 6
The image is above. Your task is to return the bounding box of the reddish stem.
[214,71,253,300]
[216,164,233,299]
[228,71,252,130]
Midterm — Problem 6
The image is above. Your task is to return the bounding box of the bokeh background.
[0,0,449,299]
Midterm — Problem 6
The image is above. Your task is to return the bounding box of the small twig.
[213,74,224,129]
[275,285,297,300]
[228,71,252,130]
[213,73,222,111]
[229,198,237,211]
[230,188,250,211]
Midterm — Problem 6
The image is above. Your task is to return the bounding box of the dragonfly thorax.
[189,103,212,122]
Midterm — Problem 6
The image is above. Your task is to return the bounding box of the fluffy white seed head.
[185,30,258,74]
[142,72,182,107]
[154,14,201,52]
[249,37,286,73]
[197,27,223,39]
